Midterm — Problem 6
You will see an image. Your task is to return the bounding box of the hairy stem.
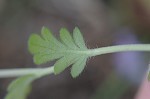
[88,44,150,56]
[0,67,54,78]
[1,44,150,78]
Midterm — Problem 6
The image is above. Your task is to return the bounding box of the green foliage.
[2,26,150,99]
[28,27,89,77]
[3,26,150,99]
[5,75,37,99]
[71,56,87,77]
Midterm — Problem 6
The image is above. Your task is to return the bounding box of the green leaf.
[54,54,78,74]
[28,34,50,54]
[73,27,87,50]
[28,27,89,77]
[33,50,63,65]
[5,75,37,99]
[41,27,66,49]
[71,56,87,78]
[60,28,78,49]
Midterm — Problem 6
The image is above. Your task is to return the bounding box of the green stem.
[1,44,150,78]
[0,67,54,78]
[88,44,150,56]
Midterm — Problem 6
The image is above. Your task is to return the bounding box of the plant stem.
[1,44,150,78]
[88,44,150,56]
[0,67,54,78]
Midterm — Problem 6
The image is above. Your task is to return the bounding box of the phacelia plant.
[0,27,150,99]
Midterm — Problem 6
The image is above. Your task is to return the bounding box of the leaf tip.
[41,26,49,34]
[54,65,61,75]
[71,68,82,78]
[74,26,79,30]
[33,55,48,65]
[28,34,39,54]
[59,27,65,32]
[41,26,46,30]
[71,72,79,78]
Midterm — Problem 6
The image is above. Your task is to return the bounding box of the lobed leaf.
[28,34,50,54]
[60,28,78,49]
[73,27,87,50]
[33,50,63,65]
[71,56,87,78]
[41,27,66,49]
[54,54,78,74]
[28,27,89,77]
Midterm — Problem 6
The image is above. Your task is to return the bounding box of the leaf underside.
[28,27,89,77]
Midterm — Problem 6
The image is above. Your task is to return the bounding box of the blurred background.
[0,0,150,99]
